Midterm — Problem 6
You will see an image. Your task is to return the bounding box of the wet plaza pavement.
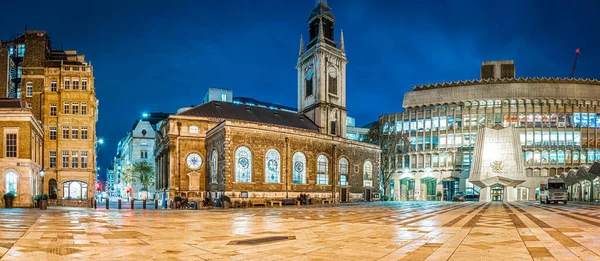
[1,201,600,260]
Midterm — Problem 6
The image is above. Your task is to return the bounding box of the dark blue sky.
[2,0,599,176]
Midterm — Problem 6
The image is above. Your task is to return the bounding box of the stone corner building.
[0,99,43,208]
[154,1,380,203]
[0,31,98,205]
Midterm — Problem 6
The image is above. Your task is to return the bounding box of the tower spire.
[315,0,327,6]
[299,35,304,56]
[340,29,345,51]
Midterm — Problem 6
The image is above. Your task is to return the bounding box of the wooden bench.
[250,199,267,207]
[268,200,283,207]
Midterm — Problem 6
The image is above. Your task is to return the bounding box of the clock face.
[328,67,337,78]
[305,68,313,80]
[186,153,202,170]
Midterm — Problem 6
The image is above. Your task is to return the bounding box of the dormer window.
[190,125,199,134]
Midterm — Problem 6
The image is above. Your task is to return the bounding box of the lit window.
[62,151,69,168]
[49,151,57,168]
[72,127,78,140]
[363,161,373,187]
[81,78,87,90]
[81,127,88,140]
[81,102,87,115]
[235,146,252,182]
[62,127,69,139]
[72,77,79,90]
[63,180,88,199]
[221,93,227,101]
[339,158,349,186]
[81,152,88,168]
[63,102,70,114]
[17,44,25,57]
[49,127,57,140]
[51,80,57,92]
[72,102,79,114]
[26,82,33,97]
[265,149,280,183]
[292,152,306,184]
[5,172,18,195]
[64,77,70,89]
[5,133,17,158]
[211,150,218,183]
[190,125,199,134]
[316,155,329,185]
[50,104,57,116]
[71,151,79,168]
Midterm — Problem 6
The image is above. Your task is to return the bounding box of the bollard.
[131,199,134,209]
[118,198,122,209]
[155,198,158,209]
[94,198,97,209]
[143,199,146,209]
[106,198,109,210]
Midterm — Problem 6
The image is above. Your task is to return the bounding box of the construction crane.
[570,48,580,78]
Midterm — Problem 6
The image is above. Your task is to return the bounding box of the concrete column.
[480,187,490,202]
[459,176,467,193]
[414,178,422,201]
[505,186,514,202]
[393,179,400,201]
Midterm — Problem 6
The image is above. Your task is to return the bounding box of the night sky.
[1,0,599,179]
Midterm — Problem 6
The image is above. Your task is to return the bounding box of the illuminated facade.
[380,60,600,201]
[1,31,98,204]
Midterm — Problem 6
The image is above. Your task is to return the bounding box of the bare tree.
[366,116,413,200]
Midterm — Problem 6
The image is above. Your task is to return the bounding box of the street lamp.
[40,169,46,210]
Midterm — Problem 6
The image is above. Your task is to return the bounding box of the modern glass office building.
[381,60,600,202]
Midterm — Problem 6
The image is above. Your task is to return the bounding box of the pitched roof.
[0,98,26,109]
[177,101,320,132]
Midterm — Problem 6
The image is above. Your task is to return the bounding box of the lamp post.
[40,169,46,210]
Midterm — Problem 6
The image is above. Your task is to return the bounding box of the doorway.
[341,188,347,203]
[365,189,371,202]
[490,184,504,202]
[443,179,459,201]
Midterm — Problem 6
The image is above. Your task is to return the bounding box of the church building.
[154,1,380,203]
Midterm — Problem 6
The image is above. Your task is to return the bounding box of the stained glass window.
[211,150,217,183]
[317,155,329,185]
[363,161,373,187]
[5,172,17,195]
[292,152,306,184]
[235,146,252,182]
[265,149,280,183]
[339,158,349,186]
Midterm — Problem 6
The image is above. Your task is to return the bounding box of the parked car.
[452,192,466,202]
[465,194,480,201]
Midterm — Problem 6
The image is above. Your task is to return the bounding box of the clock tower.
[297,0,348,138]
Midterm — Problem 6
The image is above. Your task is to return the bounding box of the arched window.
[339,158,349,186]
[189,125,199,134]
[5,172,17,195]
[363,161,373,187]
[316,155,329,185]
[292,152,306,184]
[62,180,88,200]
[265,149,280,183]
[210,150,217,184]
[235,146,252,182]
